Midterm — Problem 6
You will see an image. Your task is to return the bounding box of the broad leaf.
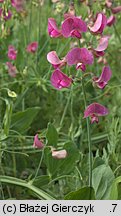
[92,164,114,200]
[11,107,40,133]
[110,176,121,200]
[65,187,95,200]
[46,123,58,147]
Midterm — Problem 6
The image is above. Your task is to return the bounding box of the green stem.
[33,150,44,182]
[0,175,55,200]
[59,91,71,129]
[113,24,121,44]
[81,77,92,187]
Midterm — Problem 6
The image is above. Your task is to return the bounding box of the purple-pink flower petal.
[111,6,121,14]
[89,13,107,34]
[2,9,12,21]
[51,69,72,90]
[8,45,17,60]
[48,18,61,38]
[62,16,87,38]
[33,134,44,149]
[84,102,109,122]
[26,42,38,53]
[6,62,17,77]
[11,0,24,12]
[93,66,112,89]
[94,36,110,52]
[66,47,94,66]
[107,15,116,27]
[47,51,66,68]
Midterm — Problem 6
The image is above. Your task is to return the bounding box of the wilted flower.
[62,16,87,38]
[66,47,94,71]
[84,102,109,124]
[47,51,66,68]
[8,45,17,60]
[111,6,121,14]
[51,69,72,90]
[92,66,112,89]
[33,134,44,149]
[26,42,38,53]
[48,18,61,38]
[89,13,107,34]
[107,15,116,27]
[6,62,17,77]
[52,149,67,159]
[93,36,110,57]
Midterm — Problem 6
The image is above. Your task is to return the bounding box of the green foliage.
[110,176,121,200]
[65,187,95,200]
[0,0,121,200]
[11,107,40,133]
[92,165,114,200]
[46,123,58,147]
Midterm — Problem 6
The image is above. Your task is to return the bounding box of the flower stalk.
[81,76,92,187]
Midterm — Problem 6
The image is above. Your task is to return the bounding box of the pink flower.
[89,13,107,34]
[6,62,17,77]
[33,134,44,149]
[51,69,72,90]
[11,0,24,12]
[93,36,110,57]
[62,16,87,38]
[107,15,116,27]
[47,51,66,69]
[0,8,2,17]
[3,10,12,21]
[84,102,109,124]
[8,45,17,60]
[66,47,94,71]
[48,18,61,38]
[105,0,112,8]
[63,13,75,20]
[0,0,4,3]
[111,6,121,14]
[92,66,112,89]
[26,42,38,53]
[52,149,67,159]
[0,9,12,21]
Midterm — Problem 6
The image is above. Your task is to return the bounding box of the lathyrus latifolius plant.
[45,1,116,199]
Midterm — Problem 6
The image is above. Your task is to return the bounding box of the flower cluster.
[46,4,115,124]
[6,41,38,77]
[0,0,25,22]
[33,134,67,159]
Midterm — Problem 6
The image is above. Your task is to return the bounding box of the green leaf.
[93,157,105,169]
[3,99,13,136]
[92,164,114,200]
[44,142,80,178]
[44,147,61,177]
[58,142,80,175]
[110,176,121,200]
[46,123,58,147]
[0,175,55,200]
[64,187,95,200]
[32,175,50,187]
[11,107,40,133]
